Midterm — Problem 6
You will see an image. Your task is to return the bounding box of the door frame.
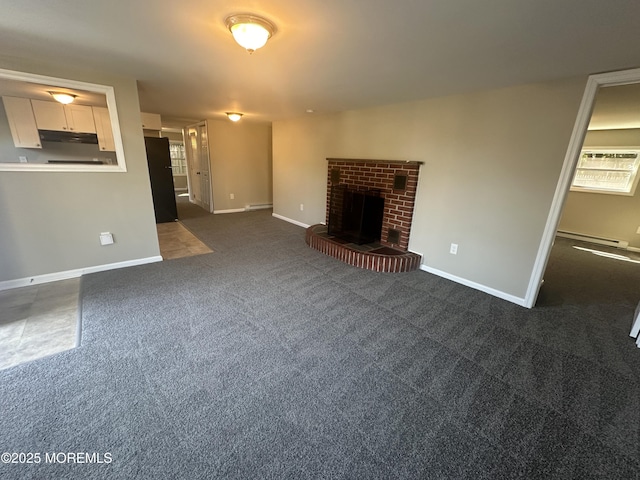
[183,124,199,205]
[525,67,640,308]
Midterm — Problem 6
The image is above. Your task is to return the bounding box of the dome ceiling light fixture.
[226,112,243,122]
[225,14,276,54]
[49,91,77,104]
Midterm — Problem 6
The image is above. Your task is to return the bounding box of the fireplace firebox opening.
[328,184,384,245]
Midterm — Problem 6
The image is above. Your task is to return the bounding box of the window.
[570,150,640,195]
[168,141,186,175]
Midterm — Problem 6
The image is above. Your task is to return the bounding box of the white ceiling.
[0,0,639,128]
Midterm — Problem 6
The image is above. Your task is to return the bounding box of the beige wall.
[273,77,587,300]
[559,128,640,248]
[0,57,159,284]
[206,120,272,212]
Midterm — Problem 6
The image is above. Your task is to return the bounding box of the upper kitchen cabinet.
[141,112,161,131]
[92,106,116,152]
[65,104,97,133]
[32,100,96,133]
[2,96,41,148]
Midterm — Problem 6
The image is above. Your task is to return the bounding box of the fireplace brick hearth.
[306,225,422,273]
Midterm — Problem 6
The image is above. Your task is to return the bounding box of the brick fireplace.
[326,158,421,250]
[305,158,422,273]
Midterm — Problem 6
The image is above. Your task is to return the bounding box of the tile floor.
[0,278,80,370]
[156,221,213,260]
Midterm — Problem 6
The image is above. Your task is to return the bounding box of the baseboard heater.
[244,203,273,211]
[557,230,629,249]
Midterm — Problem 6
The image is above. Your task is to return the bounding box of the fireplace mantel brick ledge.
[306,225,422,273]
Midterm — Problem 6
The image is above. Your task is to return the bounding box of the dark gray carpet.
[1,205,639,479]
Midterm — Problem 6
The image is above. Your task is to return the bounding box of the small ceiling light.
[225,14,276,54]
[49,91,77,104]
[226,112,243,122]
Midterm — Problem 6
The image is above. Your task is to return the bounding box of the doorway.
[527,67,640,308]
[184,121,212,213]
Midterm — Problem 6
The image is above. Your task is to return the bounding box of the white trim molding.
[213,208,246,214]
[214,204,274,215]
[525,67,640,309]
[420,264,527,307]
[0,256,162,292]
[272,213,310,229]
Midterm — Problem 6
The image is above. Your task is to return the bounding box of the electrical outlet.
[230,193,235,200]
[99,232,114,246]
[300,203,304,211]
[636,226,640,234]
[450,243,458,255]
[18,156,27,163]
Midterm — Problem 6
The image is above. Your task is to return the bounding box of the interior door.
[184,121,211,212]
[145,137,178,223]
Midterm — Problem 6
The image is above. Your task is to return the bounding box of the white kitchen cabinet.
[92,107,116,152]
[32,100,96,133]
[65,104,97,133]
[141,112,162,130]
[2,96,42,148]
[31,100,66,131]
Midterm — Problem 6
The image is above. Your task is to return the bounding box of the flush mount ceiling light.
[225,14,276,54]
[226,112,243,122]
[48,91,77,104]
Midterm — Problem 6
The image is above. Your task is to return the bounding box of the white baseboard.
[0,256,163,292]
[272,213,310,229]
[213,208,246,214]
[419,264,528,308]
[215,205,274,214]
[557,230,629,249]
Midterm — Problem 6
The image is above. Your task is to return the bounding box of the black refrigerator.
[144,136,178,223]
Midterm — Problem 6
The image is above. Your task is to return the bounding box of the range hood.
[39,129,99,145]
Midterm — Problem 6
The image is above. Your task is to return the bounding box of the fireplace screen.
[328,184,384,244]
